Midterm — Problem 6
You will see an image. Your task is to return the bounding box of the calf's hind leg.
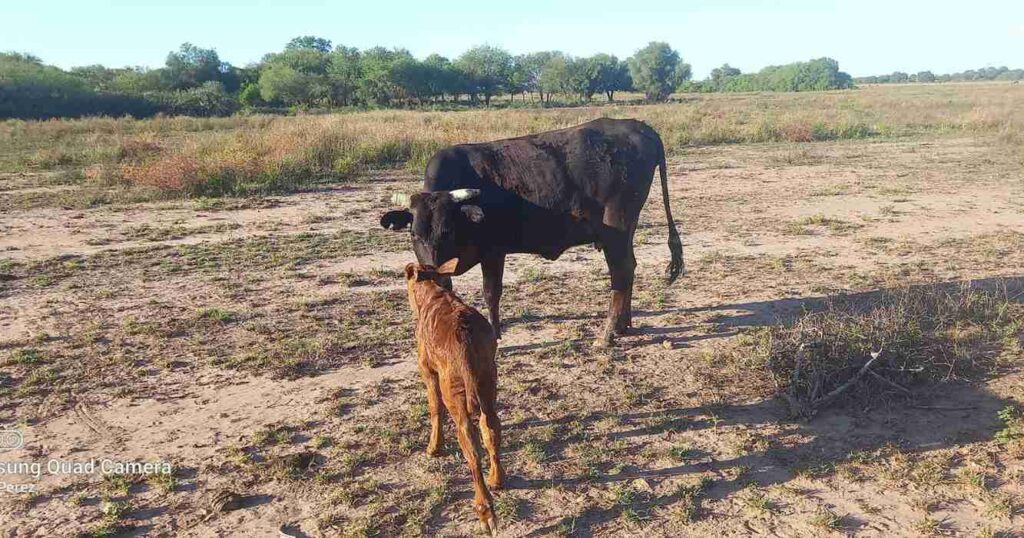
[447,397,497,534]
[419,368,445,456]
[478,404,504,489]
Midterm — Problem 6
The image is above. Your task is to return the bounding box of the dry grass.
[3,86,1024,535]
[2,83,1023,200]
[726,281,1024,415]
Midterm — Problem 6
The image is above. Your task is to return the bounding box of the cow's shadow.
[502,275,1024,353]
[683,275,1024,329]
[506,381,1010,537]
[483,275,1024,536]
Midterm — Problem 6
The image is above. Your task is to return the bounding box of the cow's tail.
[659,157,684,284]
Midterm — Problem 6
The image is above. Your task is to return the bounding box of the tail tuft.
[659,158,685,284]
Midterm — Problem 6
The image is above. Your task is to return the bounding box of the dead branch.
[810,350,883,410]
[784,348,885,418]
[868,369,912,394]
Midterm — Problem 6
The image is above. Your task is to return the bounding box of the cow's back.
[422,118,665,255]
[425,118,663,208]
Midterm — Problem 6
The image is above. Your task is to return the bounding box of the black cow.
[380,117,683,346]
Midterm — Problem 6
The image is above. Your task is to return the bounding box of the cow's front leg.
[480,252,506,339]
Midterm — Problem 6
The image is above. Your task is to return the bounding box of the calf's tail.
[660,157,684,284]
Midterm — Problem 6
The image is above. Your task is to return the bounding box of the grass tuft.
[727,282,1024,413]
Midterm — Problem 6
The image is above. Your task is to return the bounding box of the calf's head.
[404,258,460,311]
[381,189,485,274]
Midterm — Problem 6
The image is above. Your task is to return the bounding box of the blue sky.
[4,0,1022,78]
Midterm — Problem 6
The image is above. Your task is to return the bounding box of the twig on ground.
[785,348,886,418]
[810,350,883,410]
[868,369,912,394]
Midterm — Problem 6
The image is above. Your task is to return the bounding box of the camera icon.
[0,429,24,451]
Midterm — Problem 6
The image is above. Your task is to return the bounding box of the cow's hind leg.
[481,252,506,339]
[596,227,636,347]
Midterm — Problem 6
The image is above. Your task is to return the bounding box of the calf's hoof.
[475,503,498,537]
[592,335,615,349]
[426,446,444,457]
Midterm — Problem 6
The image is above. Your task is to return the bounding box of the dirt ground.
[1,134,1023,536]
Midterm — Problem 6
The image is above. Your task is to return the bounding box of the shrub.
[731,282,1024,416]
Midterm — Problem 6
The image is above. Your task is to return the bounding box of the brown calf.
[405,258,504,535]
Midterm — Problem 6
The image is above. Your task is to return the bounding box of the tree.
[108,67,167,94]
[507,55,531,102]
[559,57,601,101]
[238,82,263,108]
[157,81,239,117]
[327,46,362,106]
[709,63,741,90]
[258,64,319,105]
[521,51,559,101]
[0,53,159,119]
[164,43,227,90]
[357,47,414,106]
[915,70,936,83]
[627,42,690,101]
[537,53,569,103]
[286,36,333,53]
[258,46,333,106]
[389,57,430,105]
[456,45,512,105]
[264,48,330,76]
[591,54,632,101]
[422,54,463,102]
[70,64,121,91]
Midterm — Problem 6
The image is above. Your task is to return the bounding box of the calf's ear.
[404,263,417,281]
[460,205,484,223]
[437,257,460,275]
[380,210,413,230]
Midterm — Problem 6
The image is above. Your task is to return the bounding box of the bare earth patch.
[1,135,1023,536]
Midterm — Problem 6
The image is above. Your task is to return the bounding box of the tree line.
[2,39,855,120]
[681,58,853,92]
[856,66,1024,84]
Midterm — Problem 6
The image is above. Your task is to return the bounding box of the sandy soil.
[1,135,1023,536]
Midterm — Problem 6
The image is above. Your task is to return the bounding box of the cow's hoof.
[614,326,634,336]
[426,447,444,457]
[593,336,615,349]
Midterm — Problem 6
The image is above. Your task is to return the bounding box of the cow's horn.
[449,189,480,202]
[390,193,412,207]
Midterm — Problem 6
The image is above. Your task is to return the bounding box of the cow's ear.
[381,210,413,231]
[460,205,484,224]
[437,258,459,275]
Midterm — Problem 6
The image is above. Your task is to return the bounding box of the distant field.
[1,82,1021,207]
[1,83,1023,536]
